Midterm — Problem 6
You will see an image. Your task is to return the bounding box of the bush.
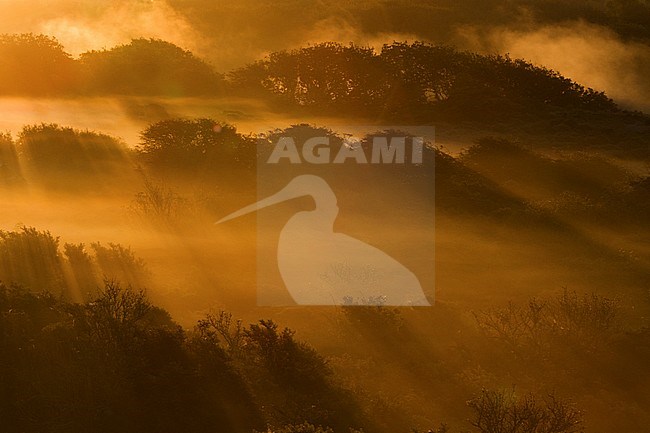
[195,313,367,430]
[80,280,152,347]
[17,123,128,190]
[129,172,190,228]
[467,388,584,433]
[138,118,256,175]
[0,282,261,433]
[0,33,77,95]
[78,38,223,96]
[0,227,64,292]
[474,289,620,357]
[0,227,151,298]
[243,320,331,391]
[196,310,245,355]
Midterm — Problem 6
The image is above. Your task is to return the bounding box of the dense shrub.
[79,38,223,96]
[138,118,257,176]
[0,33,77,95]
[0,227,64,292]
[17,123,129,190]
[0,281,261,433]
[0,227,149,298]
[196,313,367,431]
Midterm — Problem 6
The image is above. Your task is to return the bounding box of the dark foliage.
[230,42,617,120]
[137,118,257,177]
[0,227,64,293]
[78,38,223,96]
[0,282,376,432]
[0,34,76,96]
[17,123,129,190]
[0,281,261,433]
[0,227,150,298]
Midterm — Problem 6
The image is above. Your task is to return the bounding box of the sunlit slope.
[1,123,648,317]
[1,126,649,431]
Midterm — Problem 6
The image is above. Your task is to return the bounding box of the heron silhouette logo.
[217,174,431,306]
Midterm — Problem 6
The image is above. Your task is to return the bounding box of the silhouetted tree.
[0,33,77,95]
[79,38,223,96]
[231,43,384,112]
[230,42,617,120]
[138,118,257,176]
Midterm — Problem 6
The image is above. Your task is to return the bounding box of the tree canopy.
[138,118,257,174]
[0,33,76,95]
[231,42,617,119]
[79,38,223,96]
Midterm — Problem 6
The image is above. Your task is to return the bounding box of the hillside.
[0,7,650,432]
